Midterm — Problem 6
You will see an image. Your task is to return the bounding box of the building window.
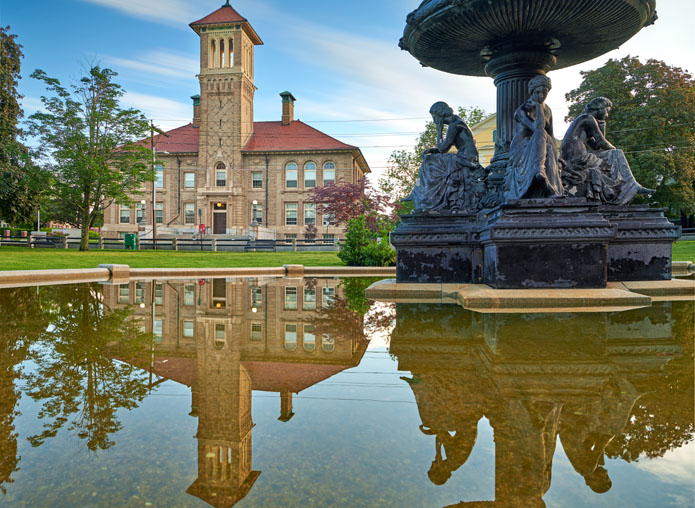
[155,203,163,224]
[183,320,194,338]
[118,285,130,304]
[303,287,316,310]
[304,203,316,225]
[285,203,298,225]
[285,324,297,351]
[286,162,298,188]
[136,202,145,224]
[216,165,226,187]
[323,162,335,185]
[153,319,163,343]
[184,203,196,225]
[154,283,163,305]
[285,286,297,310]
[323,234,335,243]
[184,284,195,306]
[322,287,335,308]
[214,324,226,349]
[323,211,335,226]
[251,286,263,310]
[251,323,263,341]
[285,233,297,241]
[322,334,334,352]
[304,162,316,188]
[119,205,131,224]
[303,325,316,352]
[252,171,263,188]
[155,164,164,189]
[184,172,195,189]
[252,202,263,225]
[135,282,145,304]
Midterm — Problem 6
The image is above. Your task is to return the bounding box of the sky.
[2,0,694,182]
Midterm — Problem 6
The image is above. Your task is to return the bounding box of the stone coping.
[365,278,694,314]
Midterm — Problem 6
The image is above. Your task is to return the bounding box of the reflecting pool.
[0,278,692,507]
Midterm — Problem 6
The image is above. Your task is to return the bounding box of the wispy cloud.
[78,0,201,27]
[105,51,198,81]
[122,92,191,131]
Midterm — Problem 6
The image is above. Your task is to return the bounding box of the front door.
[213,212,227,234]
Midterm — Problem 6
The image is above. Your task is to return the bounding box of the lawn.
[1,242,693,271]
[0,246,343,271]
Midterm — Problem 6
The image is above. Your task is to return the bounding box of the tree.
[0,26,43,225]
[565,57,695,222]
[28,66,152,250]
[379,106,488,202]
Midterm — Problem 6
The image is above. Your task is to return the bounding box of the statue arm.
[436,119,463,153]
[515,103,536,132]
[586,118,615,150]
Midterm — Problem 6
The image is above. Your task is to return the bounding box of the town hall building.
[103,1,370,240]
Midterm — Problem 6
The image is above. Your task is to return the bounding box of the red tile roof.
[148,123,199,153]
[190,3,247,26]
[242,361,353,393]
[243,121,358,153]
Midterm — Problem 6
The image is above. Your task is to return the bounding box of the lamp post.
[250,200,260,252]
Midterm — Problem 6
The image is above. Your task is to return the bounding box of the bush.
[338,216,395,267]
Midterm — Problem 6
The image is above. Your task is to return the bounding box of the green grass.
[1,242,693,271]
[0,246,343,271]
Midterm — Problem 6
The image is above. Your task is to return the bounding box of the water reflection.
[391,302,694,507]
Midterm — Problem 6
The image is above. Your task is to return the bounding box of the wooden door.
[213,212,226,234]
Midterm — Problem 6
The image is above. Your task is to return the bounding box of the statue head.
[584,467,613,493]
[586,97,613,119]
[427,458,452,485]
[429,101,454,123]
[528,75,552,103]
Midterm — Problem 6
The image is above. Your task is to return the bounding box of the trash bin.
[124,233,137,250]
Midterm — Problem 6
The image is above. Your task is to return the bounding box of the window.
[323,162,335,185]
[322,287,335,308]
[135,282,145,304]
[155,164,164,188]
[323,234,335,243]
[212,278,226,309]
[285,233,297,241]
[154,283,163,305]
[251,286,263,309]
[155,203,163,224]
[285,324,297,351]
[304,162,316,188]
[214,324,226,349]
[285,162,298,188]
[118,285,130,304]
[216,169,226,187]
[252,203,263,225]
[153,319,162,343]
[251,323,263,341]
[183,320,194,338]
[322,334,334,352]
[285,286,297,310]
[184,284,195,306]
[184,172,195,189]
[323,211,335,226]
[119,205,131,224]
[136,202,145,224]
[285,203,298,225]
[252,171,263,189]
[303,325,316,352]
[303,287,316,310]
[304,203,316,225]
[184,203,195,225]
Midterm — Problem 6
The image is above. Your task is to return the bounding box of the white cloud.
[122,92,191,131]
[636,442,695,486]
[105,51,198,81]
[78,0,201,27]
[19,96,46,116]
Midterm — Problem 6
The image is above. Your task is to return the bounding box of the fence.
[0,235,341,252]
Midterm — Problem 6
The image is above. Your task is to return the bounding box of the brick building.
[103,1,370,240]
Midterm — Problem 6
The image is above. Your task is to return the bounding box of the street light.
[250,200,260,252]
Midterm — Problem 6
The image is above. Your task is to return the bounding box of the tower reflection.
[390,302,694,508]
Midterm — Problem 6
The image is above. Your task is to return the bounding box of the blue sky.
[2,0,694,179]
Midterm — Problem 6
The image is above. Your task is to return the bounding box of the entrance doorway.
[213,202,227,234]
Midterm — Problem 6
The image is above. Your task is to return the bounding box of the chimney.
[280,91,296,126]
[191,94,201,128]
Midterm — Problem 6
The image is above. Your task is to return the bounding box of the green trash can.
[124,233,137,250]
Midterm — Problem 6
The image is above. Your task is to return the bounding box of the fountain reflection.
[390,302,694,507]
[102,277,371,507]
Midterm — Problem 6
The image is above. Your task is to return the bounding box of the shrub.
[338,216,395,266]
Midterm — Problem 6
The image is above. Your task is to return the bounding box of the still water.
[0,278,692,507]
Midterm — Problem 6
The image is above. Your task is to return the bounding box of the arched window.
[210,40,217,68]
[215,162,227,187]
[285,324,297,351]
[220,40,225,68]
[304,162,316,188]
[322,334,334,352]
[323,161,335,185]
[303,325,316,352]
[228,38,234,67]
[285,162,298,188]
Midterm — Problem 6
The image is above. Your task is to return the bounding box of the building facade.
[103,2,370,241]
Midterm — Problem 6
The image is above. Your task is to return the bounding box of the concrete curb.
[0,268,111,289]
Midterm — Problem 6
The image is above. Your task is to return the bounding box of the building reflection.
[390,302,694,508]
[103,277,369,507]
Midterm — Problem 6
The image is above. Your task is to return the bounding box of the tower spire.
[223,0,231,6]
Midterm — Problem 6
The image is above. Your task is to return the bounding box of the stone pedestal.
[480,199,616,289]
[600,205,681,281]
[391,213,482,284]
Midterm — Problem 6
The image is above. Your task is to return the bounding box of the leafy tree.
[338,216,395,267]
[565,57,695,222]
[379,106,487,202]
[0,26,43,225]
[28,66,152,250]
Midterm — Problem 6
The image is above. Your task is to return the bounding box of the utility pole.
[151,121,157,250]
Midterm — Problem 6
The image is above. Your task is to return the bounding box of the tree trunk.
[79,210,91,251]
